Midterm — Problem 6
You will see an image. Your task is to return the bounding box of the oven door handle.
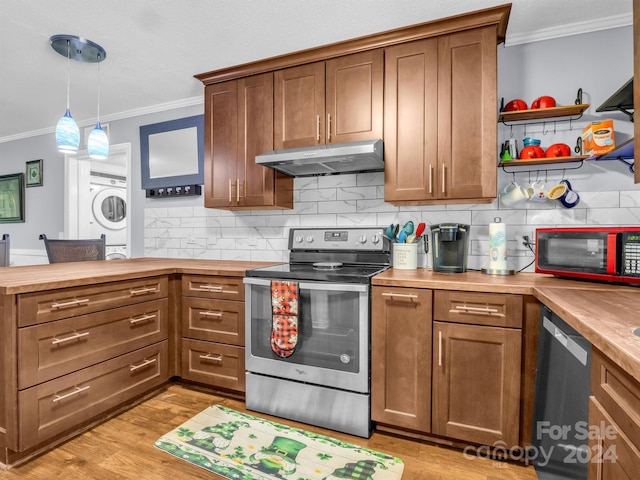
[243,277,367,293]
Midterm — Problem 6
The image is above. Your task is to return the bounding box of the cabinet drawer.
[19,299,168,389]
[434,291,522,328]
[591,348,640,448]
[19,341,168,450]
[18,277,168,327]
[182,275,244,301]
[181,338,245,392]
[182,298,244,345]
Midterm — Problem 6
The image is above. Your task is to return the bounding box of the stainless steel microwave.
[535,227,640,285]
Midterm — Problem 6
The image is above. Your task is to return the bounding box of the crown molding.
[506,12,633,46]
[0,96,204,144]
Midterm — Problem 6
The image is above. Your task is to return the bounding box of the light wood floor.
[0,383,539,479]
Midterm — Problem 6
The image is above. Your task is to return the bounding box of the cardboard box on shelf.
[582,119,615,156]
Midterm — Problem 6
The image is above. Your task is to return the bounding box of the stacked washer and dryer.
[89,174,127,259]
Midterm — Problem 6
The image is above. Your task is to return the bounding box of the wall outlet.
[513,232,534,251]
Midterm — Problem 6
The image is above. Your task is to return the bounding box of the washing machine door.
[92,188,126,231]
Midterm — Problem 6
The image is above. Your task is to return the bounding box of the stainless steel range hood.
[255,139,383,177]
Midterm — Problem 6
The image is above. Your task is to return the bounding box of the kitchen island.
[1,259,639,475]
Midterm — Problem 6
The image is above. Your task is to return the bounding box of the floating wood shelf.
[498,104,590,124]
[499,155,588,167]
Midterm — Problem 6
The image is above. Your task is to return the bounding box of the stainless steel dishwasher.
[531,304,592,480]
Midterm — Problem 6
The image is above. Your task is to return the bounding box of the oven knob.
[371,234,380,244]
[306,235,314,243]
[358,235,367,244]
[295,235,304,243]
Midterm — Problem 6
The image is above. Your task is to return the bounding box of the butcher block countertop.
[374,268,640,383]
[1,260,639,383]
[0,257,276,294]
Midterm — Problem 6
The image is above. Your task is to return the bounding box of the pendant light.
[50,35,107,155]
[53,38,79,153]
[87,54,109,160]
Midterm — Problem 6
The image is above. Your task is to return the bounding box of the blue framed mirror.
[140,115,204,190]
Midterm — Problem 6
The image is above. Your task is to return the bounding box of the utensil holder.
[393,243,418,270]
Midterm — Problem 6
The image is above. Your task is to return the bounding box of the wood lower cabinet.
[274,50,383,149]
[180,275,245,393]
[13,276,171,453]
[371,286,432,433]
[372,287,524,448]
[384,26,497,204]
[204,73,292,210]
[19,341,168,450]
[589,348,640,479]
[432,291,522,447]
[432,321,521,446]
[588,397,640,480]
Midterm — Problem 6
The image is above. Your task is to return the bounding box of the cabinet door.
[326,49,383,144]
[384,39,438,203]
[371,287,432,432]
[204,81,238,208]
[589,397,640,480]
[432,321,521,446]
[274,62,325,149]
[237,73,282,207]
[437,27,497,200]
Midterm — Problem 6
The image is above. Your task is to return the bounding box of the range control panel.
[288,227,388,252]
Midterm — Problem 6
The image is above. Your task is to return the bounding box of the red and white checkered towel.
[270,280,299,358]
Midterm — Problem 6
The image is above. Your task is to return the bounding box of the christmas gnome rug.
[155,405,404,480]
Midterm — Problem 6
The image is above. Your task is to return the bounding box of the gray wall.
[1,25,638,271]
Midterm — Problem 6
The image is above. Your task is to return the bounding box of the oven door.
[244,277,370,393]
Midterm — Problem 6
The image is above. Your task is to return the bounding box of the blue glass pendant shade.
[55,109,80,153]
[87,122,109,159]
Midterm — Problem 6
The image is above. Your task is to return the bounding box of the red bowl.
[520,146,545,159]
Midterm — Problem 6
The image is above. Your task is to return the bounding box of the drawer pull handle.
[200,311,223,318]
[381,292,418,299]
[197,284,223,292]
[129,287,158,296]
[130,313,157,325]
[51,331,89,345]
[199,353,223,363]
[53,385,90,403]
[50,298,89,309]
[130,358,157,372]
[454,305,499,314]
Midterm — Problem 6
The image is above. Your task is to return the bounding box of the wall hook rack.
[500,159,584,176]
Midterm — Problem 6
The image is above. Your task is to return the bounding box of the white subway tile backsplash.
[144,179,638,273]
[318,200,357,214]
[620,190,640,207]
[587,207,640,225]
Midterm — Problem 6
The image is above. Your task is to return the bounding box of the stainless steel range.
[243,227,391,437]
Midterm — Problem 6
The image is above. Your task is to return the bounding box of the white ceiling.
[0,0,633,143]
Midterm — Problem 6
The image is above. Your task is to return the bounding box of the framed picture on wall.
[0,173,25,223]
[26,159,43,187]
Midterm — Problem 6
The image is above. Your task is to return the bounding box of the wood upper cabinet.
[371,286,432,433]
[274,49,384,149]
[204,73,292,210]
[384,26,498,204]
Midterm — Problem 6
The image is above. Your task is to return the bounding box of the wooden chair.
[0,234,9,266]
[39,234,106,263]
